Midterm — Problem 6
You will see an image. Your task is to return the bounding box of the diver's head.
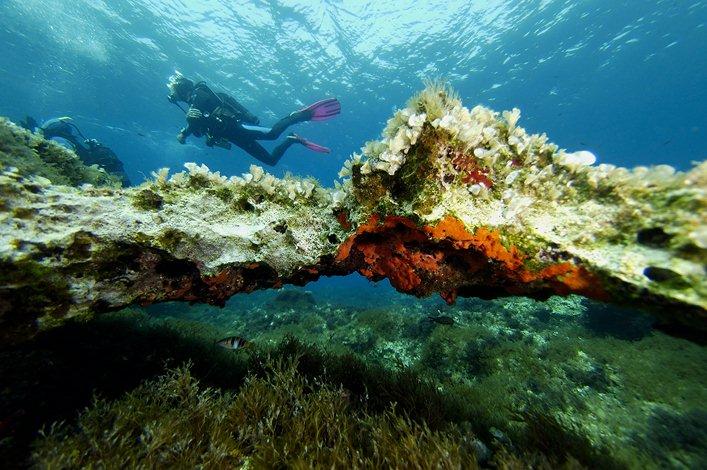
[167,71,195,103]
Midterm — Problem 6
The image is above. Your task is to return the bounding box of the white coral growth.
[556,150,597,171]
[356,107,429,176]
[503,108,521,131]
[338,153,362,178]
[177,162,227,184]
[247,164,264,183]
[184,162,209,176]
[150,167,170,187]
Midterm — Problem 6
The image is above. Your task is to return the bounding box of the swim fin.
[289,134,331,154]
[297,98,341,121]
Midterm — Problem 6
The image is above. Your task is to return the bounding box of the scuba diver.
[18,116,38,133]
[25,116,131,187]
[166,72,341,166]
[80,138,132,187]
[37,116,87,149]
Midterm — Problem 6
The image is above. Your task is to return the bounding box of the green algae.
[32,359,478,469]
[7,311,617,469]
[390,132,441,204]
[0,260,72,343]
[10,206,34,219]
[65,230,95,260]
[2,289,703,468]
[140,289,706,468]
[131,188,163,211]
[209,184,235,203]
[156,228,190,252]
[351,163,390,212]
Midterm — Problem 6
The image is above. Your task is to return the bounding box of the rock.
[0,84,705,343]
[273,289,316,306]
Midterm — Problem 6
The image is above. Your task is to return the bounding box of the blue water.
[1,0,705,187]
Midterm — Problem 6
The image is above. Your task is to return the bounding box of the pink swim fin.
[290,134,331,154]
[297,98,341,122]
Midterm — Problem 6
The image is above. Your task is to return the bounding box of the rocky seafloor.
[151,285,707,468]
[1,284,705,468]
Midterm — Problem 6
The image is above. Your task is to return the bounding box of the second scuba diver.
[166,72,340,166]
[25,116,132,187]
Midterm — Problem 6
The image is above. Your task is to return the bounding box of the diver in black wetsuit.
[33,117,132,187]
[37,117,85,149]
[80,139,131,187]
[166,72,340,166]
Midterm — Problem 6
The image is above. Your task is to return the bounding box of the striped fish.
[215,336,249,350]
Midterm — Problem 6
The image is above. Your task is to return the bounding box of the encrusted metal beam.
[1,86,705,343]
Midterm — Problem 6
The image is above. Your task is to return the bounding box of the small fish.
[215,336,249,350]
[427,315,455,325]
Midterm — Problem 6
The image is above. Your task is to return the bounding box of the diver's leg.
[232,124,283,142]
[236,98,341,141]
[231,118,302,141]
[236,125,272,138]
[270,138,298,162]
[232,138,297,166]
[261,98,341,139]
[261,113,305,140]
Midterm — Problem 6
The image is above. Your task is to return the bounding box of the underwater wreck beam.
[331,85,705,333]
[1,87,706,343]
[0,150,353,344]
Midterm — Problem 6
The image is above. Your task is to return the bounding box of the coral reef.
[1,83,706,343]
[0,161,346,344]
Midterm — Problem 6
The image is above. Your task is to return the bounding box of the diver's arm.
[177,106,205,143]
[177,126,191,144]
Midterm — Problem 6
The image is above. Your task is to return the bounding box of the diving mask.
[166,71,193,103]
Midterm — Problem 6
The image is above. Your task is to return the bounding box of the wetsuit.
[79,142,132,187]
[40,118,85,149]
[179,83,309,166]
[40,118,132,186]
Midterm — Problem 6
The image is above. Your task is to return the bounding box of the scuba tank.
[193,81,260,125]
[170,79,255,151]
